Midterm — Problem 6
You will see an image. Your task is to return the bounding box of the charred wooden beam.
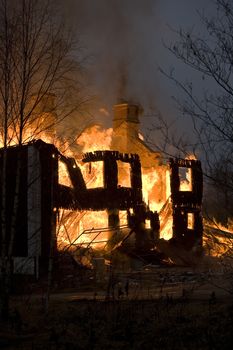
[169,158,203,250]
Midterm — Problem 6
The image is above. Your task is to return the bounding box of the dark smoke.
[57,0,215,134]
[61,0,161,124]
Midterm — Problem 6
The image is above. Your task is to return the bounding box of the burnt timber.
[169,158,203,250]
[0,140,203,275]
[58,150,143,211]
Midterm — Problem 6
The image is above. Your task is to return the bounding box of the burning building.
[0,102,203,276]
[169,157,203,250]
[111,102,167,208]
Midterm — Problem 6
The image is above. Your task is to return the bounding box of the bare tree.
[0,0,87,320]
[156,0,233,224]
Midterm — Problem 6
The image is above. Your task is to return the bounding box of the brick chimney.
[112,102,142,153]
[111,101,167,205]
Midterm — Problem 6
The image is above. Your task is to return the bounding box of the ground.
[1,297,233,349]
[1,264,233,349]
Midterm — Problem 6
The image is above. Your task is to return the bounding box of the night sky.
[60,0,215,151]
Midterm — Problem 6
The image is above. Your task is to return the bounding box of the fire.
[178,155,196,192]
[203,218,233,257]
[82,161,104,189]
[117,161,131,187]
[186,154,197,160]
[76,125,112,152]
[205,218,233,234]
[141,167,160,211]
[57,210,109,250]
[0,124,55,147]
[0,122,69,156]
[57,125,115,249]
[0,122,178,253]
[58,161,73,187]
[160,215,173,240]
[179,167,192,191]
[3,117,233,261]
[56,124,173,250]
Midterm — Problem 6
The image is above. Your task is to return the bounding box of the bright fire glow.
[160,215,173,240]
[187,213,194,229]
[179,167,192,191]
[117,161,131,187]
[57,210,109,250]
[142,167,161,211]
[203,218,233,257]
[0,124,56,147]
[119,211,128,226]
[186,154,197,160]
[0,122,173,251]
[3,119,233,260]
[83,161,104,189]
[58,161,73,188]
[76,125,112,152]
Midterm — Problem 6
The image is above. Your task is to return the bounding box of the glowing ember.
[57,210,109,250]
[203,218,233,257]
[160,216,173,240]
[119,211,128,226]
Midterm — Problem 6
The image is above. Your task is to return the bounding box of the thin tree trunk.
[0,160,9,320]
[0,0,10,321]
[0,141,8,320]
[45,160,57,313]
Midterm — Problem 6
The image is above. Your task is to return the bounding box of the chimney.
[113,103,140,129]
[111,101,167,205]
[112,102,142,153]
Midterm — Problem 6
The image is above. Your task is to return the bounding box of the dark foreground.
[1,296,233,350]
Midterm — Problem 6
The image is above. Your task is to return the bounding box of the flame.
[203,218,233,257]
[160,215,173,240]
[56,125,115,249]
[117,161,131,187]
[76,125,112,152]
[3,121,232,260]
[82,161,104,189]
[58,161,73,187]
[6,121,231,261]
[0,122,174,252]
[141,167,162,211]
[186,154,197,160]
[59,124,173,248]
[57,210,109,250]
[65,125,173,248]
[179,167,192,191]
[0,124,55,147]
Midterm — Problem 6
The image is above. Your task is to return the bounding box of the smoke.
[57,0,215,138]
[61,0,161,122]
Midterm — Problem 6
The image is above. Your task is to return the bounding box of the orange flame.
[0,122,173,251]
[203,218,233,257]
